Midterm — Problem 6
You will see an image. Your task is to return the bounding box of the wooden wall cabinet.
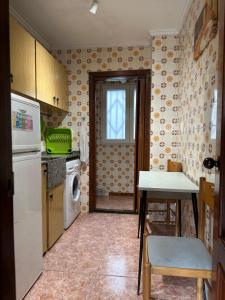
[36,41,68,111]
[10,16,68,112]
[55,63,68,111]
[47,183,64,249]
[41,164,48,254]
[10,16,36,98]
[36,41,56,107]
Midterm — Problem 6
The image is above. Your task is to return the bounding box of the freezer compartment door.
[11,93,41,153]
[13,153,43,300]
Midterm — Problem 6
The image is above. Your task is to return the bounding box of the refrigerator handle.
[8,171,14,196]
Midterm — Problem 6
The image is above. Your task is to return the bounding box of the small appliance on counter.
[11,93,43,300]
[45,128,72,154]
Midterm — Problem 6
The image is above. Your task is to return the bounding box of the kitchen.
[1,0,225,299]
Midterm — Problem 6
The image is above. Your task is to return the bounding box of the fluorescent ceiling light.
[89,0,98,14]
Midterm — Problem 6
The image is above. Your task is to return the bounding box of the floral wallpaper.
[52,43,181,212]
[150,35,180,170]
[95,82,135,195]
[177,0,218,251]
[52,46,151,212]
[148,34,181,221]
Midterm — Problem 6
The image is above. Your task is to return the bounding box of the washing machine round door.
[70,173,80,203]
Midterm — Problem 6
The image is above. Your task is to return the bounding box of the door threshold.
[94,208,137,214]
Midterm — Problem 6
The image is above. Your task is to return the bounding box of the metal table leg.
[191,193,198,237]
[137,190,147,295]
[137,200,142,238]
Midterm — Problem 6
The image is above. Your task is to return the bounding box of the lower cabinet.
[47,183,64,249]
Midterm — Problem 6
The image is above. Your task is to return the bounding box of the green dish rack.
[45,128,72,154]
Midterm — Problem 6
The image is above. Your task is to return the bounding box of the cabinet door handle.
[57,97,59,106]
[50,194,53,200]
[10,74,13,83]
[53,96,56,105]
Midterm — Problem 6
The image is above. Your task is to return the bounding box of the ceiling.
[10,0,191,49]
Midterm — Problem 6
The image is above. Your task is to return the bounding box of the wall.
[149,35,180,221]
[53,44,181,212]
[95,82,135,195]
[149,0,218,244]
[53,46,151,212]
[151,35,180,169]
[178,0,218,250]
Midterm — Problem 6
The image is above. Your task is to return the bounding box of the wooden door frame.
[212,0,225,298]
[0,1,16,299]
[89,69,151,213]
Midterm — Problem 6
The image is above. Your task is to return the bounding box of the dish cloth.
[80,121,89,164]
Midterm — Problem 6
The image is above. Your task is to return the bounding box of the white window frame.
[101,83,136,144]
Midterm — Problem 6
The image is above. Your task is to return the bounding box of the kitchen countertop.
[41,151,80,190]
[47,157,66,190]
[41,151,80,162]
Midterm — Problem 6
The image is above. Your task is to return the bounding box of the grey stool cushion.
[147,235,212,270]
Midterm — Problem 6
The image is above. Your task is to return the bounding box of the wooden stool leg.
[197,278,203,300]
[143,261,151,299]
[143,232,151,300]
[175,200,179,237]
[175,200,181,236]
[142,228,151,300]
[166,203,170,224]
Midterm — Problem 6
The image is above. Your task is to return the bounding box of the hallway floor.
[25,213,196,300]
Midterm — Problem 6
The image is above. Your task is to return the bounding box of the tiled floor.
[25,213,196,300]
[96,195,134,210]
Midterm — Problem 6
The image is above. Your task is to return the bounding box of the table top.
[138,171,199,193]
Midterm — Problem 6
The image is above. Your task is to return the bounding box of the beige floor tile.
[25,212,196,299]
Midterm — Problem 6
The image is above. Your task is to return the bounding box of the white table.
[137,171,199,294]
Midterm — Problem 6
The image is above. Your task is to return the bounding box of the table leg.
[137,190,147,295]
[192,193,198,237]
[137,193,143,238]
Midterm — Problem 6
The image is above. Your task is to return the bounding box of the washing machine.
[64,159,81,229]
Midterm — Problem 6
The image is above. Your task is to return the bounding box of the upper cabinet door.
[10,16,36,98]
[55,62,68,112]
[36,41,56,106]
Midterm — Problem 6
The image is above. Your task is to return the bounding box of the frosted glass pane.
[106,90,126,140]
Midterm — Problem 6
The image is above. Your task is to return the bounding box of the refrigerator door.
[11,93,41,153]
[13,152,43,300]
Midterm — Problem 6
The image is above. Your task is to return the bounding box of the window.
[102,83,136,144]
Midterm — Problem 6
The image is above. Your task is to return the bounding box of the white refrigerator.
[11,93,43,300]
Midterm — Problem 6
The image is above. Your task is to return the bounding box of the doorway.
[89,70,151,213]
[0,1,16,299]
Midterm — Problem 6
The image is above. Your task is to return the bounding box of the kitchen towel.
[80,120,89,164]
